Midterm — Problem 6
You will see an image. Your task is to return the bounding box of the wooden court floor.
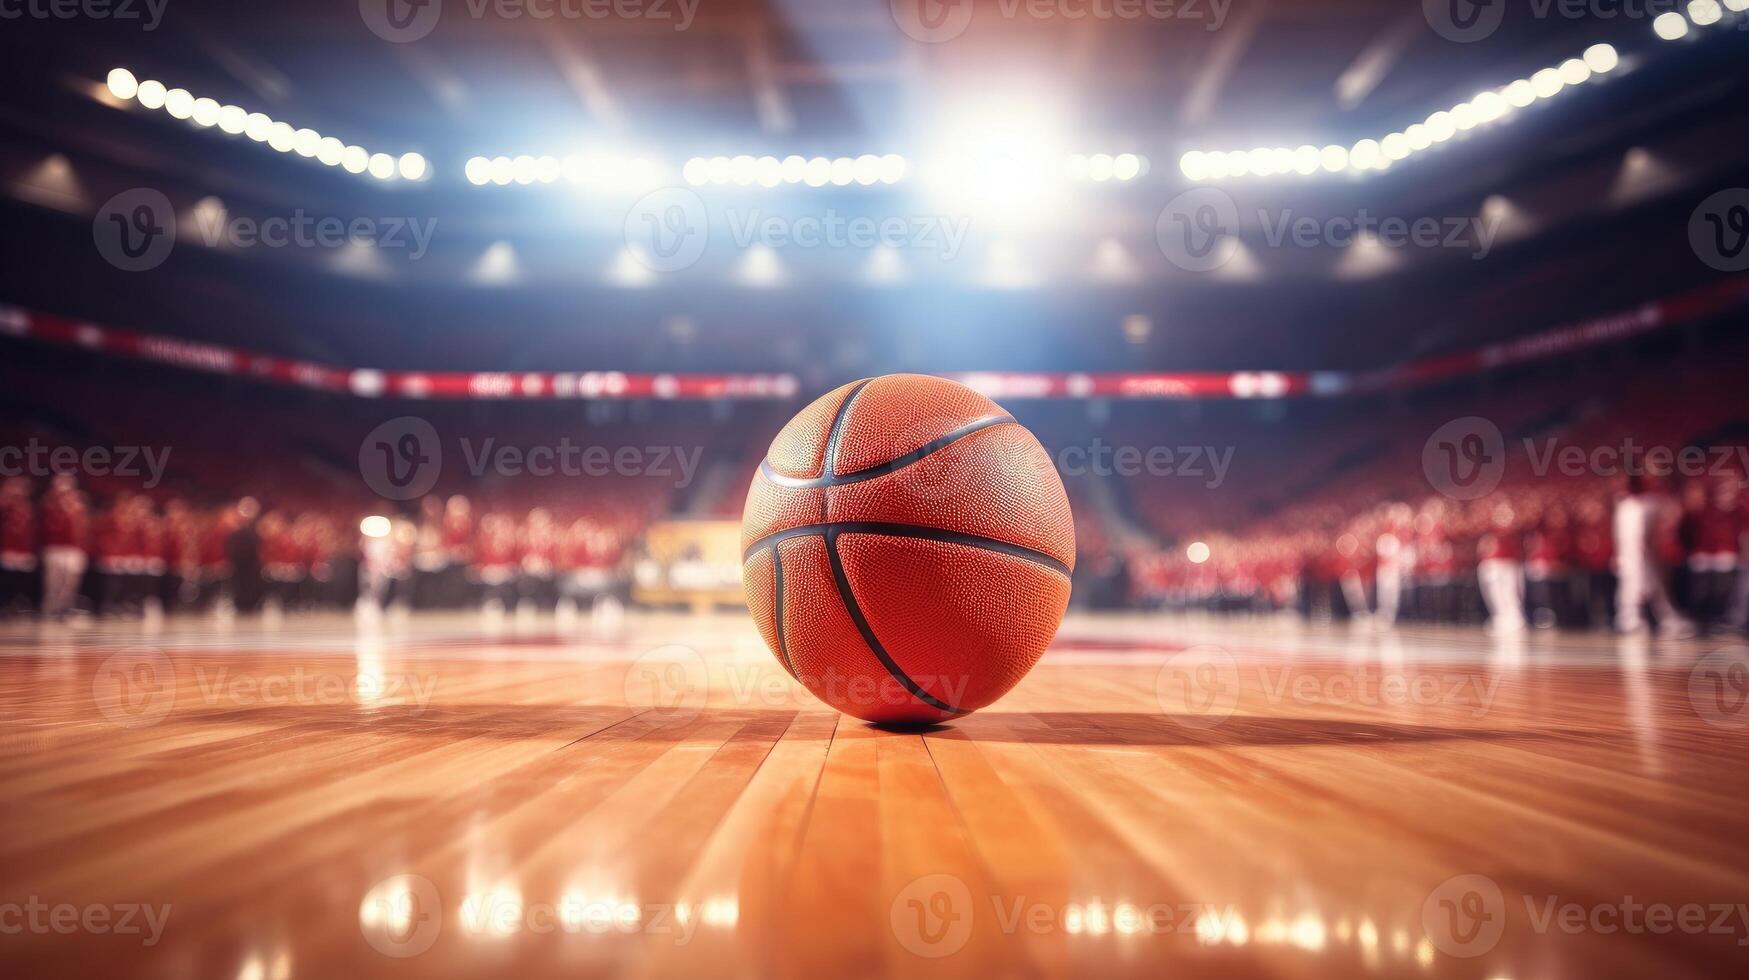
[2,611,1747,979]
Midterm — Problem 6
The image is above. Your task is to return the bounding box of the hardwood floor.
[2,612,1747,978]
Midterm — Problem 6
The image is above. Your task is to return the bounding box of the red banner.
[3,274,1744,401]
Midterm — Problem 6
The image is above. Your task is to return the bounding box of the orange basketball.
[741,374,1075,724]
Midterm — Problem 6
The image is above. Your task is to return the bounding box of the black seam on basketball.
[758,415,1016,489]
[823,527,967,716]
[741,522,1071,578]
[770,543,798,679]
[820,378,871,481]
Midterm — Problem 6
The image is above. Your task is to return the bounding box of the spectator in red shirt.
[38,474,89,620]
[0,477,35,616]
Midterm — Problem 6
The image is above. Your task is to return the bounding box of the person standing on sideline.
[1615,473,1694,636]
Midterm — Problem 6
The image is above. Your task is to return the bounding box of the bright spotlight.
[1186,541,1211,564]
[803,156,831,187]
[1292,145,1320,175]
[1530,67,1564,99]
[1654,11,1690,38]
[1404,124,1431,151]
[1113,153,1142,181]
[511,155,537,184]
[1349,139,1381,169]
[359,516,392,539]
[1689,0,1723,25]
[190,97,220,127]
[293,128,322,157]
[368,153,396,180]
[163,88,194,119]
[728,154,756,185]
[341,145,370,174]
[465,156,491,185]
[398,152,428,181]
[244,112,274,142]
[1381,133,1410,160]
[1583,43,1619,74]
[1558,58,1592,86]
[852,154,882,186]
[106,68,139,101]
[1179,151,1209,181]
[921,97,1070,223]
[268,122,296,152]
[135,79,166,109]
[1504,79,1536,108]
[489,156,514,185]
[1320,144,1348,172]
[781,155,807,182]
[217,105,247,134]
[317,136,345,166]
[877,153,907,184]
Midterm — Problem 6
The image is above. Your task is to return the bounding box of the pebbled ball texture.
[741,374,1075,724]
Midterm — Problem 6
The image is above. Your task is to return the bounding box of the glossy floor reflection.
[2,611,1747,979]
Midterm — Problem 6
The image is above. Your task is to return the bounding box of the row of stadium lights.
[1181,0,1745,183]
[104,4,1733,192]
[461,152,1148,188]
[1179,43,1621,182]
[103,68,429,182]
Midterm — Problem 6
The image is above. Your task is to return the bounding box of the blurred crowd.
[0,475,631,621]
[1127,473,1749,638]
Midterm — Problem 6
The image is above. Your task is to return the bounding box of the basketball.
[741,374,1075,724]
